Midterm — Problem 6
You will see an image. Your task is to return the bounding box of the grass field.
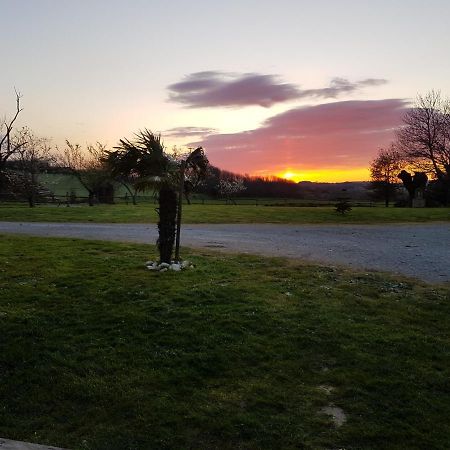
[1,203,449,224]
[38,173,134,198]
[1,235,449,449]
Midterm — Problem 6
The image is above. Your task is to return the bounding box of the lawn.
[1,203,449,224]
[1,235,449,449]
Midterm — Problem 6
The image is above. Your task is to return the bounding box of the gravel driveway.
[0,221,449,283]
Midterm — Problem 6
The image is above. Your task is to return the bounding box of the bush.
[335,199,352,214]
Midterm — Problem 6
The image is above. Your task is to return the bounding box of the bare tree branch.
[57,141,111,206]
[0,90,26,190]
[9,128,54,207]
[396,90,450,182]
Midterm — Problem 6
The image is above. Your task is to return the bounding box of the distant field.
[37,173,373,206]
[0,203,449,224]
[38,173,138,198]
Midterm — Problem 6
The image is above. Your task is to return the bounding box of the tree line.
[0,94,300,206]
[3,89,450,210]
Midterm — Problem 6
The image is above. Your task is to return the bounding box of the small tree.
[173,146,209,261]
[335,198,352,214]
[218,178,247,204]
[11,128,54,207]
[59,141,112,206]
[103,130,208,264]
[369,145,404,207]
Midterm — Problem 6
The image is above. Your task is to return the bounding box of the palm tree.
[103,130,208,264]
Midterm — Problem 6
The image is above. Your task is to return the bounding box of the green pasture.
[1,235,449,449]
[38,173,137,199]
[0,202,449,224]
[38,173,88,196]
[37,173,338,205]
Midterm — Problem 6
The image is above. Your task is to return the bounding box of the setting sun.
[277,167,370,183]
[281,171,297,180]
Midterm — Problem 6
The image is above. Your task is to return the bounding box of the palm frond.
[133,175,174,193]
[104,130,174,179]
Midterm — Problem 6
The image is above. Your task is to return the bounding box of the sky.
[1,0,450,182]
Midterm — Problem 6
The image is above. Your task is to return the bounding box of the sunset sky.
[2,0,450,181]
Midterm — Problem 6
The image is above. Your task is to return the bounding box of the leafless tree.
[369,144,404,207]
[0,90,27,190]
[397,91,450,201]
[59,141,112,206]
[218,178,246,204]
[171,146,208,205]
[11,128,54,207]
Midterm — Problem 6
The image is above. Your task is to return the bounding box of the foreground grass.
[1,236,449,449]
[1,203,449,224]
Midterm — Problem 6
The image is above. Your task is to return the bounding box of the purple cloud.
[188,99,408,174]
[168,71,301,108]
[167,71,389,108]
[300,77,388,99]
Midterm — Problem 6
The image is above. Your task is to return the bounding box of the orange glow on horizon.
[275,167,370,183]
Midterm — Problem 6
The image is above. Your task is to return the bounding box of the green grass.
[1,235,449,449]
[38,173,88,196]
[1,203,449,224]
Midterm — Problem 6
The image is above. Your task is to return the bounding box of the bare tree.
[173,146,208,261]
[369,144,404,207]
[11,128,54,207]
[171,145,209,205]
[59,141,112,206]
[218,178,247,204]
[0,90,27,191]
[397,90,450,203]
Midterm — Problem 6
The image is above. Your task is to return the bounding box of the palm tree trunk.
[157,187,177,264]
[175,163,185,262]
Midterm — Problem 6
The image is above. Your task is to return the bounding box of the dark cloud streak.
[164,126,217,138]
[300,77,388,99]
[167,71,389,108]
[168,71,301,108]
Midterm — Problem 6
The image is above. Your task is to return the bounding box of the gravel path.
[0,221,449,283]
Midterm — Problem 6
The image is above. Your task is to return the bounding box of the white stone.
[159,263,170,269]
[159,268,168,272]
[320,406,347,427]
[170,264,181,271]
